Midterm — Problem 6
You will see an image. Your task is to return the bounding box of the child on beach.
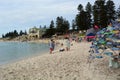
[59,43,65,52]
[49,39,55,54]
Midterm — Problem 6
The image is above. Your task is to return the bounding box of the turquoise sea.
[0,42,49,65]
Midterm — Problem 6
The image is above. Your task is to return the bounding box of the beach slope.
[0,42,120,80]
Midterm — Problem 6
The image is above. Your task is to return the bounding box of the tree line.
[75,0,120,30]
[2,30,27,38]
[44,0,120,37]
[2,0,120,38]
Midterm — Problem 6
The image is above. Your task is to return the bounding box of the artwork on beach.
[88,20,120,68]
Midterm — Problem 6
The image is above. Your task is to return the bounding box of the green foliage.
[3,30,27,39]
[50,20,54,29]
[116,6,120,18]
[72,20,76,31]
[2,34,5,38]
[76,0,117,30]
[13,30,19,37]
[45,20,56,37]
[106,0,116,22]
[43,28,56,38]
[43,17,70,37]
[75,3,92,30]
[77,4,83,12]
[85,2,92,28]
[56,16,70,35]
[85,2,92,14]
[76,9,89,30]
[19,30,27,36]
[93,0,108,27]
[3,30,19,38]
[44,25,47,29]
[19,30,23,36]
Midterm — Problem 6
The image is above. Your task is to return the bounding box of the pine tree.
[86,2,92,14]
[19,30,23,36]
[85,2,92,28]
[2,34,5,38]
[78,4,84,12]
[106,0,116,22]
[50,20,54,29]
[56,16,63,34]
[76,4,89,30]
[75,4,83,30]
[56,16,70,34]
[24,30,27,35]
[116,5,120,19]
[49,20,56,36]
[63,20,70,33]
[93,0,107,28]
[44,25,47,29]
[72,20,76,31]
[13,30,18,37]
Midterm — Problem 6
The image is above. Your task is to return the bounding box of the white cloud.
[0,0,77,26]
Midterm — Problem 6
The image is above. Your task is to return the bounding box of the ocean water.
[0,42,49,65]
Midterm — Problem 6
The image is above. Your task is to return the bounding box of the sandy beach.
[0,41,120,80]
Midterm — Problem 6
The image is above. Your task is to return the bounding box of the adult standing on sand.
[65,37,70,51]
[49,39,55,54]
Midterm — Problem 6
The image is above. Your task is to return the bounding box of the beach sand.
[0,41,120,80]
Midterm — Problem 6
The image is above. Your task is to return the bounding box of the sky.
[0,0,120,37]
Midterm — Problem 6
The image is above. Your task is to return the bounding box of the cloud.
[0,0,77,26]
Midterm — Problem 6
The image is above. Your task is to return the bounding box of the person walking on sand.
[49,39,55,54]
[65,37,70,51]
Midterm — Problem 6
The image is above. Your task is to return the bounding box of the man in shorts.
[49,39,55,54]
